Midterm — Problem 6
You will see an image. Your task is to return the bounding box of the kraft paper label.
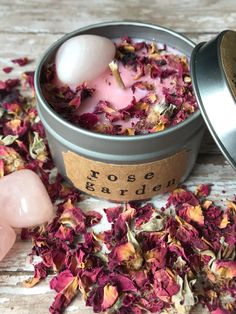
[220,30,236,99]
[63,150,189,202]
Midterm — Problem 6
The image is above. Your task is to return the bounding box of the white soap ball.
[55,34,116,87]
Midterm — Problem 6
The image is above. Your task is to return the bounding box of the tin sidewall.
[35,21,204,189]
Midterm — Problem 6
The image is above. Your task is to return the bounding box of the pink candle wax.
[79,42,185,114]
[43,37,198,135]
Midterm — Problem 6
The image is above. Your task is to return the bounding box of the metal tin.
[34,21,204,201]
[191,30,236,170]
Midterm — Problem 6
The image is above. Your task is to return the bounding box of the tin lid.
[190,30,236,170]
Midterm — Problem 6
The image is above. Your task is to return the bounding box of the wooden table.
[0,1,235,313]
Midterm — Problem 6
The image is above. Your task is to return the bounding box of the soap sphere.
[0,169,54,228]
[55,34,116,87]
[0,219,16,261]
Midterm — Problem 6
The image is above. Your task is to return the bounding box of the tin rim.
[191,36,236,170]
[35,20,202,143]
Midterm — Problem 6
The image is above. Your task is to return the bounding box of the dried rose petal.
[101,284,119,310]
[50,269,75,293]
[3,67,13,73]
[59,200,86,233]
[50,270,79,314]
[144,242,167,270]
[78,113,98,129]
[154,269,180,302]
[0,80,7,89]
[109,241,143,271]
[103,205,122,223]
[167,188,199,207]
[109,273,137,292]
[134,203,155,228]
[0,78,19,90]
[11,57,29,66]
[23,262,48,288]
[195,184,211,197]
[219,213,230,229]
[178,204,205,225]
[22,71,35,90]
[130,269,148,288]
[84,211,102,227]
[3,118,28,136]
[0,145,25,175]
[212,260,236,279]
[86,284,118,313]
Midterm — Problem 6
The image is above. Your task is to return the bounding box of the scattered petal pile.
[0,62,235,314]
[22,186,236,314]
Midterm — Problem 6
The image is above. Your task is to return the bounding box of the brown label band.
[63,150,189,202]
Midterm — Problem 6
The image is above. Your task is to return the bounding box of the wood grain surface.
[0,0,236,34]
[0,1,236,313]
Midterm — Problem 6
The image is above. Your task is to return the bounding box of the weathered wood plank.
[0,274,94,314]
[0,0,236,34]
[0,241,34,272]
[0,33,61,77]
[0,2,235,313]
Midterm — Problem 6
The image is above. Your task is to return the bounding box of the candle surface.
[43,37,198,135]
[0,169,54,228]
[79,43,183,113]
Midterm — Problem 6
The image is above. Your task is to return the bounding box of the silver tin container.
[35,21,204,202]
